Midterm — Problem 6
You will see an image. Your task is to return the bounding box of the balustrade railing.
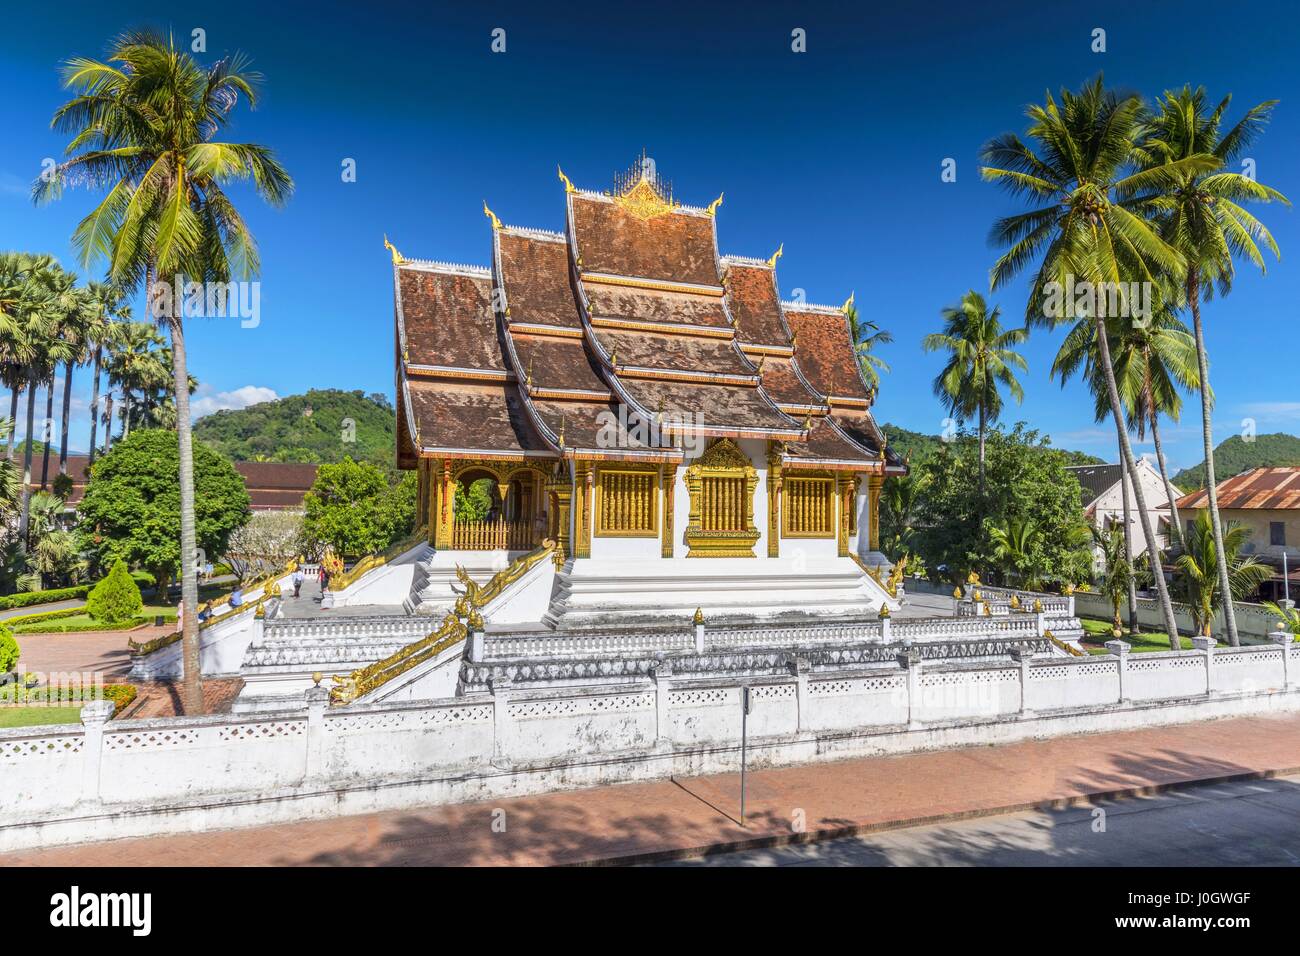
[452,517,539,551]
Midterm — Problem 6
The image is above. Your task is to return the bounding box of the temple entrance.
[450,465,546,551]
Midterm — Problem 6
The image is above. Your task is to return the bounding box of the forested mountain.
[193,389,396,467]
[881,422,1103,467]
[1172,433,1300,490]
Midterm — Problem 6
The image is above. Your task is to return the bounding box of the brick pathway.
[11,628,161,680]
[7,710,1300,866]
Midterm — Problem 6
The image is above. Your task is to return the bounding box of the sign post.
[740,685,753,827]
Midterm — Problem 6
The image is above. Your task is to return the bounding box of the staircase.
[404,548,532,614]
[544,555,898,628]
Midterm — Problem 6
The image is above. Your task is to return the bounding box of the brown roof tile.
[613,377,800,437]
[405,378,550,456]
[724,263,789,347]
[758,355,822,407]
[399,267,505,372]
[510,333,609,394]
[784,416,877,468]
[785,307,872,401]
[593,329,754,377]
[1176,467,1300,511]
[528,397,669,456]
[583,283,730,328]
[497,231,580,328]
[571,196,719,287]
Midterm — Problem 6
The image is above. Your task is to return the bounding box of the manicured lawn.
[1080,617,1193,653]
[10,605,175,634]
[0,706,82,728]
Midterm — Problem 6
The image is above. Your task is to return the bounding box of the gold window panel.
[595,467,659,537]
[783,476,835,538]
[684,438,760,557]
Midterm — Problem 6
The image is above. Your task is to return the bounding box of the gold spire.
[383,234,405,265]
[608,348,618,368]
[558,416,566,450]
[756,354,766,372]
[483,200,502,230]
[803,410,813,431]
[705,192,724,216]
[767,243,784,268]
[526,354,534,390]
[557,165,576,193]
[841,290,855,313]
[693,606,705,625]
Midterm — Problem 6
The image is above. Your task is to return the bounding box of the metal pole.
[1285,550,1291,606]
[740,685,750,827]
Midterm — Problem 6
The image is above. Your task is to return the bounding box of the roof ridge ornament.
[558,165,576,194]
[705,192,724,217]
[767,243,784,268]
[611,151,678,221]
[383,234,405,265]
[842,290,855,313]
[483,200,502,230]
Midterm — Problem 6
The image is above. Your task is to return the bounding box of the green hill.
[881,422,1104,467]
[193,389,395,467]
[1172,432,1300,490]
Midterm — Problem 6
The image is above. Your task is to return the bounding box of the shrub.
[85,560,144,625]
[0,625,19,674]
[0,584,92,611]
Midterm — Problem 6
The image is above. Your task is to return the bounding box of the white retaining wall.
[3,639,1298,852]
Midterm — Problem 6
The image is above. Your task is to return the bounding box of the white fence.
[1073,590,1284,642]
[2,636,1297,852]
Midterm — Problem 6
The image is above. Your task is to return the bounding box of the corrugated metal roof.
[1175,466,1300,511]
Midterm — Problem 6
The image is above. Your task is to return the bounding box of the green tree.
[303,458,395,559]
[980,76,1209,641]
[85,558,143,624]
[922,290,1027,494]
[39,31,293,714]
[1143,87,1291,646]
[845,301,892,391]
[0,624,18,673]
[76,429,250,589]
[453,478,494,523]
[879,470,930,560]
[1174,510,1272,638]
[82,282,130,464]
[987,515,1045,589]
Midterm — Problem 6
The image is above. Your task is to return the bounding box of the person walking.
[292,567,305,599]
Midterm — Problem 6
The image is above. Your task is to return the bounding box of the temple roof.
[390,160,904,472]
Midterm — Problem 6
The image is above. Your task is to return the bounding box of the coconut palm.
[36,265,82,490]
[38,31,293,713]
[879,468,930,559]
[20,490,81,590]
[1141,87,1291,646]
[84,284,130,464]
[987,514,1044,588]
[104,320,169,440]
[845,301,893,391]
[1174,510,1272,638]
[980,76,1216,641]
[922,290,1027,494]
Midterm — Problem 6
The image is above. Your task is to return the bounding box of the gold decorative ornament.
[953,586,963,600]
[312,672,322,687]
[878,603,891,619]
[331,611,468,705]
[967,570,980,585]
[1063,583,1075,596]
[1009,594,1021,610]
[467,608,484,631]
[841,290,855,313]
[610,157,678,221]
[684,438,760,557]
[766,243,784,268]
[483,200,502,230]
[557,165,576,193]
[705,193,724,216]
[693,607,705,625]
[383,234,405,265]
[1033,598,1044,614]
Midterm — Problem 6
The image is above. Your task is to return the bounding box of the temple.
[392,158,908,622]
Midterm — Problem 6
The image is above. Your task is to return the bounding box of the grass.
[10,605,175,635]
[0,706,82,728]
[1080,617,1194,653]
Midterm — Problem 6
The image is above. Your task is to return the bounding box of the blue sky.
[2,0,1296,473]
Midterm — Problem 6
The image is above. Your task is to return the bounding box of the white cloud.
[190,384,279,420]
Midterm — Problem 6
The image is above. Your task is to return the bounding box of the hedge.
[2,607,84,628]
[9,611,176,635]
[2,682,138,714]
[0,584,91,612]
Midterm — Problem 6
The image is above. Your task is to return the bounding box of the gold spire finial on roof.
[558,416,566,450]
[756,354,766,372]
[803,410,813,431]
[557,165,576,193]
[383,234,405,265]
[609,348,618,368]
[842,290,855,313]
[483,200,502,230]
[526,354,534,390]
[767,243,784,268]
[611,151,677,221]
[705,192,724,216]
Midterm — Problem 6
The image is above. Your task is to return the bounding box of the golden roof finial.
[842,290,855,313]
[693,606,705,625]
[803,410,813,431]
[558,416,566,450]
[767,243,784,268]
[609,348,618,368]
[483,200,502,230]
[756,354,767,372]
[705,192,724,216]
[383,234,405,265]
[557,165,576,194]
[526,354,534,390]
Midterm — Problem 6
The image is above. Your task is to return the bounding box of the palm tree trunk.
[103,393,114,454]
[59,360,73,474]
[121,394,132,441]
[1094,315,1181,646]
[87,346,102,465]
[1149,407,1182,552]
[977,401,986,496]
[18,368,37,549]
[40,375,54,489]
[1117,425,1138,634]
[168,310,203,715]
[1189,272,1240,646]
[6,385,17,460]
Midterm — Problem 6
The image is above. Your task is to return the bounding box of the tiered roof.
[392,162,906,473]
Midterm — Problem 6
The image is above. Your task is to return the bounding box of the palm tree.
[845,301,893,391]
[0,253,56,465]
[922,290,1027,494]
[84,284,130,465]
[980,76,1215,642]
[38,31,293,713]
[987,514,1044,588]
[104,321,169,440]
[879,468,930,559]
[1142,87,1291,646]
[37,265,81,490]
[1096,527,1150,637]
[1175,510,1272,638]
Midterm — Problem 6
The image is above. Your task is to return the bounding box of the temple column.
[661,463,676,558]
[546,464,573,566]
[416,460,428,532]
[573,460,593,559]
[436,459,453,550]
[867,472,884,552]
[837,474,853,558]
[766,442,782,558]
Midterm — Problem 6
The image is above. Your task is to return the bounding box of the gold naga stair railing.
[452,517,539,551]
[1045,629,1086,657]
[851,553,907,598]
[330,611,468,705]
[329,540,556,706]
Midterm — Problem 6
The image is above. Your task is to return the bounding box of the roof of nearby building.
[1067,463,1125,505]
[60,457,317,511]
[392,162,907,473]
[1175,466,1300,511]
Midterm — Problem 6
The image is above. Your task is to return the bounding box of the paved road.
[667,774,1300,866]
[0,599,84,622]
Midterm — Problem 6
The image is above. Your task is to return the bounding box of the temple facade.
[392,160,907,619]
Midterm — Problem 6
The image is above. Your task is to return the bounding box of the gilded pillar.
[867,472,884,552]
[661,463,676,558]
[573,460,593,559]
[837,474,853,557]
[437,459,453,550]
[416,460,428,532]
[766,442,782,558]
